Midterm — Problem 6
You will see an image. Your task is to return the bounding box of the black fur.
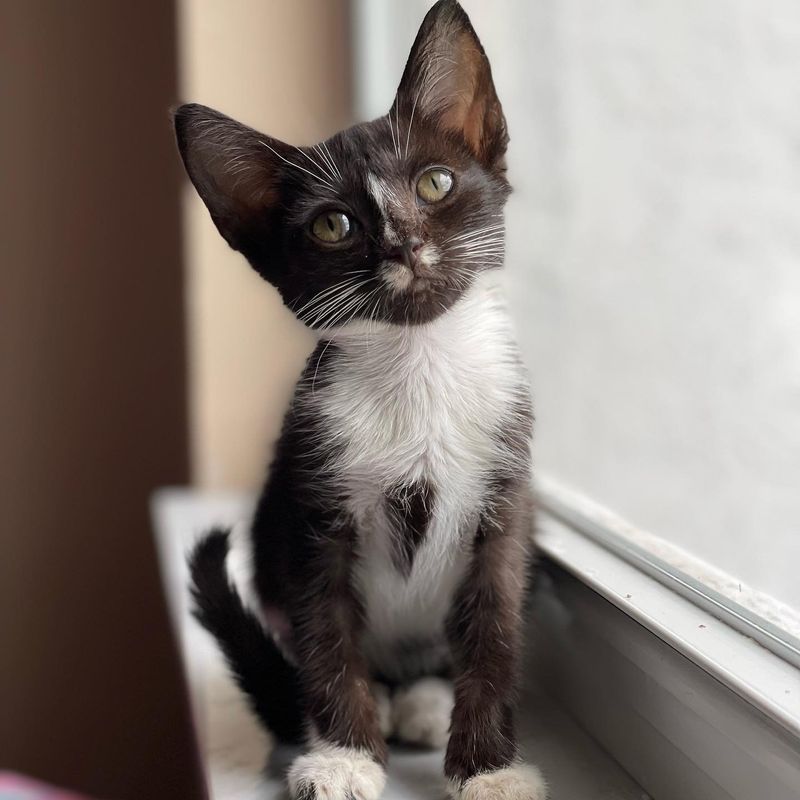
[386,480,434,575]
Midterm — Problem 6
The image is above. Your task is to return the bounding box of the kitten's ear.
[173,103,285,253]
[393,0,508,165]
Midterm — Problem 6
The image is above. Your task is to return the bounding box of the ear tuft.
[393,0,507,165]
[173,103,283,252]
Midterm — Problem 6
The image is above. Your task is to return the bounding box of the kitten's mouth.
[382,262,436,295]
[381,246,440,295]
[375,244,472,325]
[409,276,432,293]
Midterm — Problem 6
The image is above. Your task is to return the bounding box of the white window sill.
[532,480,800,800]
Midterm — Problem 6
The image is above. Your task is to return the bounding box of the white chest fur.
[309,273,528,677]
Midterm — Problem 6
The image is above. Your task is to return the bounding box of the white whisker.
[322,141,344,181]
[299,144,335,183]
[316,142,343,183]
[310,337,335,395]
[405,90,420,157]
[305,284,364,327]
[260,140,334,189]
[292,271,369,316]
[442,224,505,245]
[387,115,397,158]
[447,239,505,252]
[301,281,366,326]
[391,105,401,159]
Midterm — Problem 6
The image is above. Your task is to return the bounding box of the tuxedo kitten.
[176,2,545,798]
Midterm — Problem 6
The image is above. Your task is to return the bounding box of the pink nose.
[390,236,424,270]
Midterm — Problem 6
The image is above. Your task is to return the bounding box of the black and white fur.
[177,3,546,798]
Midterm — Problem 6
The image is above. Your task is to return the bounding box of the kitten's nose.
[396,236,424,271]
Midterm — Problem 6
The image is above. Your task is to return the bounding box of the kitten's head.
[174,0,509,328]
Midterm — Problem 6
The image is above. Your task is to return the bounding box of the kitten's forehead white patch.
[367,173,391,215]
[367,172,402,246]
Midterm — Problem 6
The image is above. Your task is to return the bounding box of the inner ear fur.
[173,103,285,252]
[392,0,508,165]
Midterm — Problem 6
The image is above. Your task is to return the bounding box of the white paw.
[372,682,394,739]
[287,743,386,800]
[451,764,548,800]
[392,676,453,749]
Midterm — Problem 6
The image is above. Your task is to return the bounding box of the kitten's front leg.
[445,480,547,800]
[287,527,387,800]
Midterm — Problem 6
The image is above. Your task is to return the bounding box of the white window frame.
[537,477,800,670]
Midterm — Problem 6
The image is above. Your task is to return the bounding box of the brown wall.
[178,0,353,489]
[1,3,203,798]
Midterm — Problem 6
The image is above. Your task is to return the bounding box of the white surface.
[151,489,647,799]
[354,0,800,612]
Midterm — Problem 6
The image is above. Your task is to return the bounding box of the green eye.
[312,211,352,243]
[416,168,454,203]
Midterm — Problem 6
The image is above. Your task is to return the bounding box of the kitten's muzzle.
[388,236,424,272]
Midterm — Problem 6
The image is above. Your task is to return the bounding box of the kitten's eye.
[416,168,454,203]
[311,211,352,243]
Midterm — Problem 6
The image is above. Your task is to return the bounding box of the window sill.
[531,480,800,800]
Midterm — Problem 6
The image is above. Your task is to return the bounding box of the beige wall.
[178,1,353,488]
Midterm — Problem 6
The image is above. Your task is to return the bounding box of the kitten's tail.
[188,528,304,742]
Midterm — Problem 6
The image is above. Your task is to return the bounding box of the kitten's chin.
[385,299,457,326]
[383,278,475,326]
[318,272,480,335]
[321,292,458,336]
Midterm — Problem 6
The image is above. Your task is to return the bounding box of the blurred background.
[2,2,798,799]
